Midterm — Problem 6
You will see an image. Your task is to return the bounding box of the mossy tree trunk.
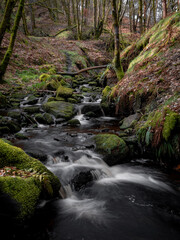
[0,0,17,47]
[111,0,124,81]
[22,9,29,35]
[0,0,25,83]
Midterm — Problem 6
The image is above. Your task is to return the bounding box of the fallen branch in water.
[57,65,108,76]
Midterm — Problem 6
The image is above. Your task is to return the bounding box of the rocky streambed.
[0,77,180,239]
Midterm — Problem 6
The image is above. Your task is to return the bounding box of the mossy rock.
[89,82,97,86]
[0,139,61,219]
[0,119,21,133]
[0,176,40,219]
[0,126,10,134]
[42,101,75,120]
[94,134,129,165]
[44,113,54,124]
[47,97,56,102]
[7,111,21,121]
[45,80,60,91]
[56,85,73,99]
[23,106,40,114]
[56,96,65,102]
[67,98,78,104]
[0,94,8,108]
[15,133,28,140]
[68,119,81,126]
[60,79,71,88]
[39,74,50,82]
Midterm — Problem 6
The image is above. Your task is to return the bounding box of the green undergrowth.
[62,50,88,69]
[15,68,39,82]
[136,106,180,165]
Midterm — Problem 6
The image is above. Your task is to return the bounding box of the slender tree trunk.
[162,0,167,18]
[144,0,147,32]
[153,0,156,24]
[0,0,25,82]
[0,0,17,47]
[22,9,29,35]
[93,0,97,36]
[139,0,143,34]
[71,0,76,23]
[111,0,124,80]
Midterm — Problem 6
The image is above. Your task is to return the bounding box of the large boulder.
[0,139,60,219]
[94,134,129,165]
[42,101,76,120]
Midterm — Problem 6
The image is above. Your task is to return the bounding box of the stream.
[1,82,180,240]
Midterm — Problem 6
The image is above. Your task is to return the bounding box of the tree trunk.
[93,0,97,36]
[162,0,167,18]
[0,0,17,47]
[0,0,25,82]
[144,0,147,32]
[22,9,29,35]
[139,0,143,34]
[111,0,124,80]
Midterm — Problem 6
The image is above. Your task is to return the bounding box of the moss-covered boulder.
[94,134,129,165]
[42,101,75,120]
[68,119,81,126]
[0,139,60,219]
[35,113,54,125]
[56,85,73,99]
[45,79,60,91]
[23,106,40,114]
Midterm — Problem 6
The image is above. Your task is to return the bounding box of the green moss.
[0,139,60,197]
[42,101,75,119]
[102,86,112,102]
[94,134,129,159]
[68,119,81,126]
[56,85,73,99]
[39,74,50,82]
[62,50,87,69]
[162,109,180,141]
[45,79,60,91]
[0,176,40,218]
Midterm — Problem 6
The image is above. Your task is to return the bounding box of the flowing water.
[4,87,180,240]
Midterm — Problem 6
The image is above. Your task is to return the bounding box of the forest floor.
[0,12,138,93]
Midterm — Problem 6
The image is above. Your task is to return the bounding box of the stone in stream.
[119,113,141,130]
[94,134,129,165]
[81,104,103,117]
[23,106,40,114]
[35,113,54,125]
[70,171,93,191]
[56,85,73,99]
[67,119,81,126]
[42,101,76,120]
[22,95,38,105]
